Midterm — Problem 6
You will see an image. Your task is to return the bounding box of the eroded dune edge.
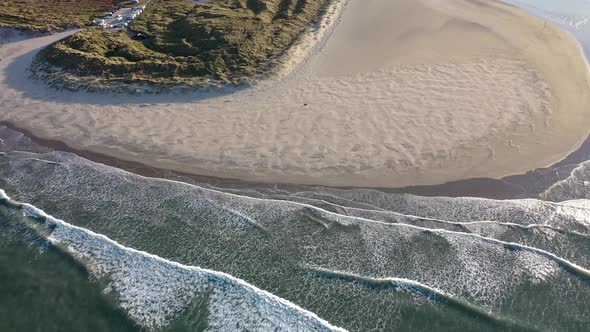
[1,0,590,188]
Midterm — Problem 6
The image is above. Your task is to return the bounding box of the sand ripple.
[0,0,589,187]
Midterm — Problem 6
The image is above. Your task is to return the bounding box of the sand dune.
[1,0,590,188]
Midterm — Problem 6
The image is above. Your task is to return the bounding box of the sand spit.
[0,0,590,188]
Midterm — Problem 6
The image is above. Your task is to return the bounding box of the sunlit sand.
[1,0,589,187]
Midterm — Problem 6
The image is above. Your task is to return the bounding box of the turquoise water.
[509,0,590,19]
[3,1,590,331]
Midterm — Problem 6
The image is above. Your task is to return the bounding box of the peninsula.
[1,0,590,188]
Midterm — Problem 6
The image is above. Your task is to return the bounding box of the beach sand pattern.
[0,0,589,188]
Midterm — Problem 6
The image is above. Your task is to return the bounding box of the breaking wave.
[1,126,590,331]
[1,190,346,331]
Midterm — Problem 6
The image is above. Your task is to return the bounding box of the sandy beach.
[1,0,590,188]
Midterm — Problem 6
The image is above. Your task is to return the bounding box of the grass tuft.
[35,0,331,91]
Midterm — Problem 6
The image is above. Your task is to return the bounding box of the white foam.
[2,190,346,331]
[3,149,590,329]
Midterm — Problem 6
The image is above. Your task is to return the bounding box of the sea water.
[507,0,590,54]
[1,122,590,331]
[508,0,590,26]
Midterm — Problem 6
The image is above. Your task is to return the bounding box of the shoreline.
[1,0,590,191]
[2,121,584,200]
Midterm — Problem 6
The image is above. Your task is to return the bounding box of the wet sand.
[2,121,587,200]
[1,0,590,189]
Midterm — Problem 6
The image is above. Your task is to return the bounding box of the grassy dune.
[37,0,331,91]
[0,1,136,32]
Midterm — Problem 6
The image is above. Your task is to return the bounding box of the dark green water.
[0,198,537,332]
[0,205,139,332]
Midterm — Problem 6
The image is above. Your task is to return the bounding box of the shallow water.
[507,0,590,54]
[1,124,590,331]
[3,1,590,331]
[508,0,590,26]
[0,204,139,332]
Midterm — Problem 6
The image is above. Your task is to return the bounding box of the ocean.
[2,1,590,331]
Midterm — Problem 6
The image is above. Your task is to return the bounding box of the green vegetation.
[35,0,331,92]
[0,1,138,32]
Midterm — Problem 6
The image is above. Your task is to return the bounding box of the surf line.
[111,165,590,278]
[10,152,590,277]
[272,193,590,237]
[22,149,590,278]
[0,189,348,332]
[306,266,538,331]
[199,186,590,276]
[321,211,590,278]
